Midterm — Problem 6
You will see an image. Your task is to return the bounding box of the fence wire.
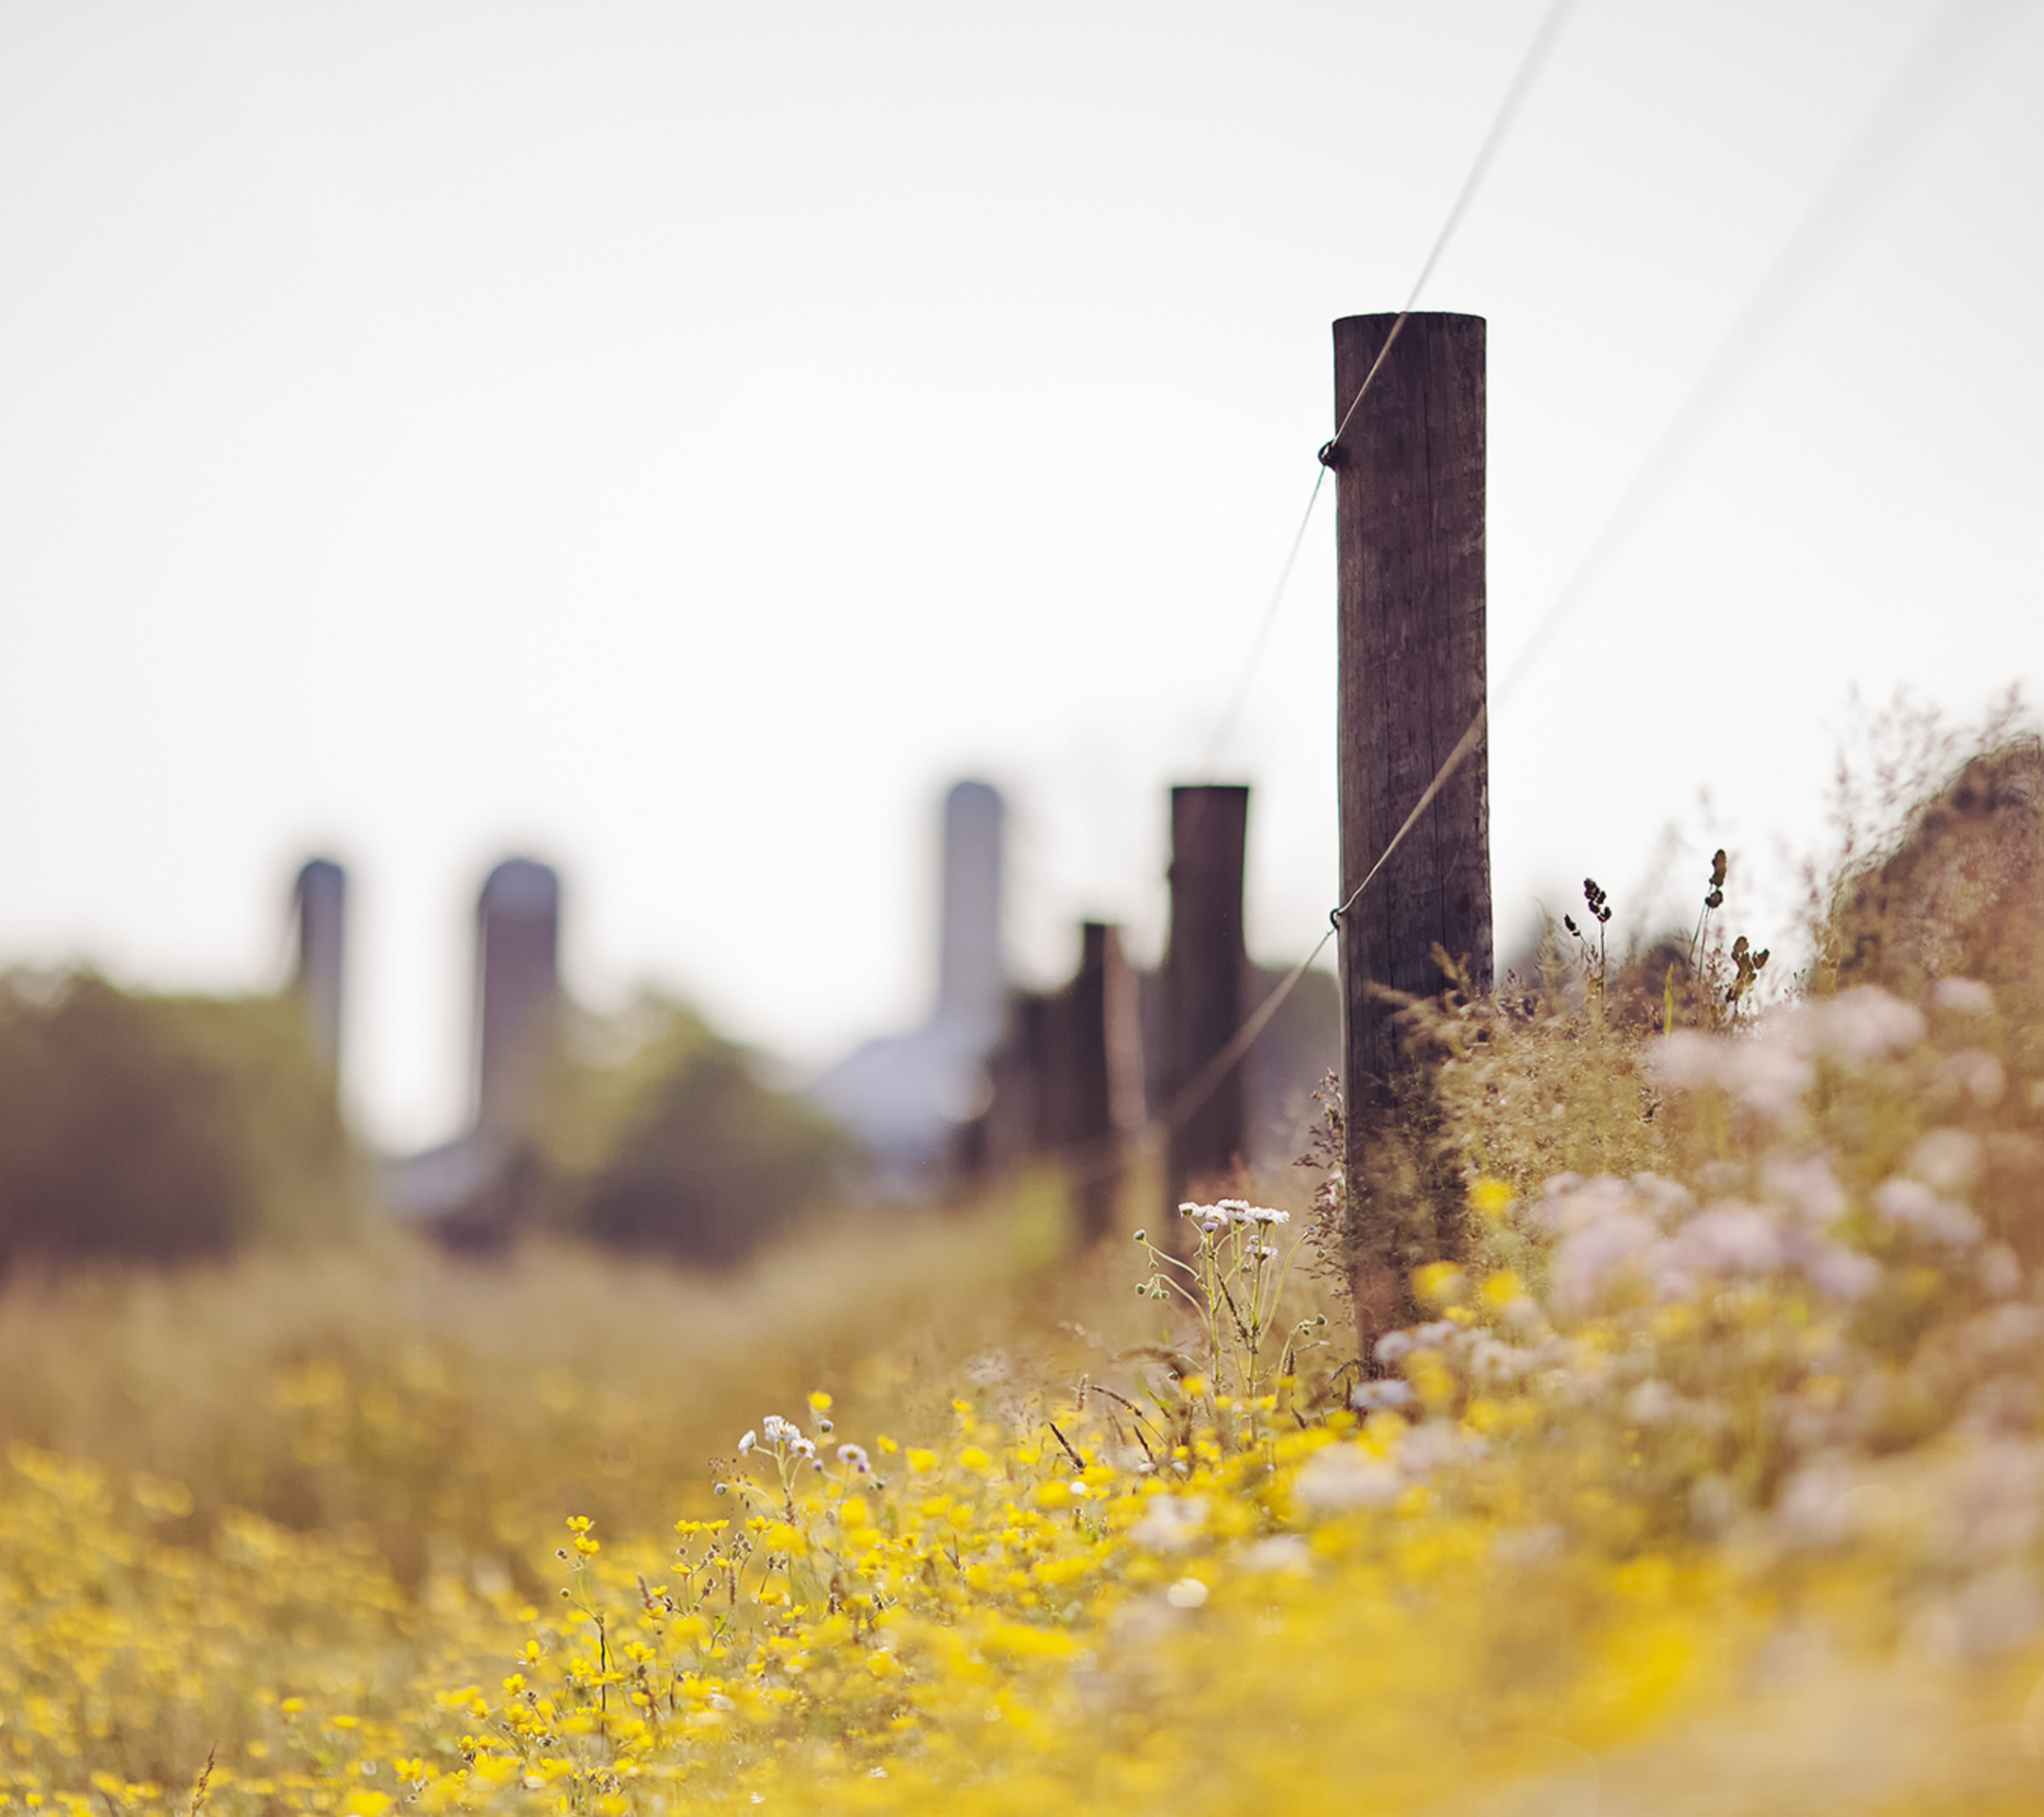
[1202,0,1580,779]
[1123,0,2014,1171]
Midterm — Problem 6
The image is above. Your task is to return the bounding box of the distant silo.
[475,857,562,1138]
[292,857,347,1077]
[938,781,1005,1044]
[808,779,1010,1191]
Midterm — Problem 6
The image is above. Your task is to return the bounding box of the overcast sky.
[1,0,2038,1151]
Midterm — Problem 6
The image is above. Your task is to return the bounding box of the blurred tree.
[527,996,848,1266]
[0,972,368,1271]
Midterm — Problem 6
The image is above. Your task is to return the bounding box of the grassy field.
[6,737,2044,1816]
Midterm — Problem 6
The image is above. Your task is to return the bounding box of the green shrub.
[527,996,849,1265]
[0,972,368,1271]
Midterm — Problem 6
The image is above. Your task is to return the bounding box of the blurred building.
[383,856,562,1231]
[812,776,1343,1207]
[810,781,1008,1193]
[291,856,347,1079]
[473,857,563,1138]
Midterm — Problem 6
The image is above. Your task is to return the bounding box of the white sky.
[1,1,2038,1151]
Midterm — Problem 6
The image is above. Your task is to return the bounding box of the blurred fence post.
[292,858,346,1082]
[1059,921,1133,1245]
[1329,311,1493,1350]
[1162,785,1250,1242]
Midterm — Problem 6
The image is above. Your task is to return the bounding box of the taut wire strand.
[1323,0,1579,458]
[1155,932,1335,1137]
[1202,0,1578,778]
[1491,0,2010,707]
[1199,466,1326,775]
[1331,0,2009,941]
[1160,0,2011,1144]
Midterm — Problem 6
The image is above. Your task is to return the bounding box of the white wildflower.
[1942,1441,2044,1560]
[1626,1379,1677,1423]
[1241,1535,1312,1574]
[1933,977,1996,1017]
[1397,1421,1485,1474]
[962,1352,1011,1387]
[1350,1379,1414,1413]
[1130,1494,1208,1551]
[1911,1128,1982,1193]
[1950,1050,2008,1108]
[1776,1463,1913,1548]
[1874,1176,1982,1246]
[1975,1303,2044,1353]
[1164,1577,1209,1609]
[1764,1152,1848,1226]
[1650,1030,1728,1092]
[836,1443,872,1473]
[1802,1242,1881,1302]
[1775,1461,1859,1547]
[1981,1244,2025,1300]
[1550,1206,1661,1314]
[1539,1173,1640,1235]
[1783,987,1927,1065]
[1295,1445,1401,1510]
[1632,1172,1701,1225]
[738,1431,757,1455]
[1670,1201,1786,1279]
[1651,1032,1814,1122]
[1468,1339,1532,1385]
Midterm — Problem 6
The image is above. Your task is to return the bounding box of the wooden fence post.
[1330,312,1493,1351]
[292,857,346,1081]
[1162,785,1250,1241]
[1056,921,1133,1244]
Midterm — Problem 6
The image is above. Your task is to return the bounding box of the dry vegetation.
[5,716,2044,1815]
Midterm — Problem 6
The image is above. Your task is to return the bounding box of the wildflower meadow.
[6,736,2044,1815]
